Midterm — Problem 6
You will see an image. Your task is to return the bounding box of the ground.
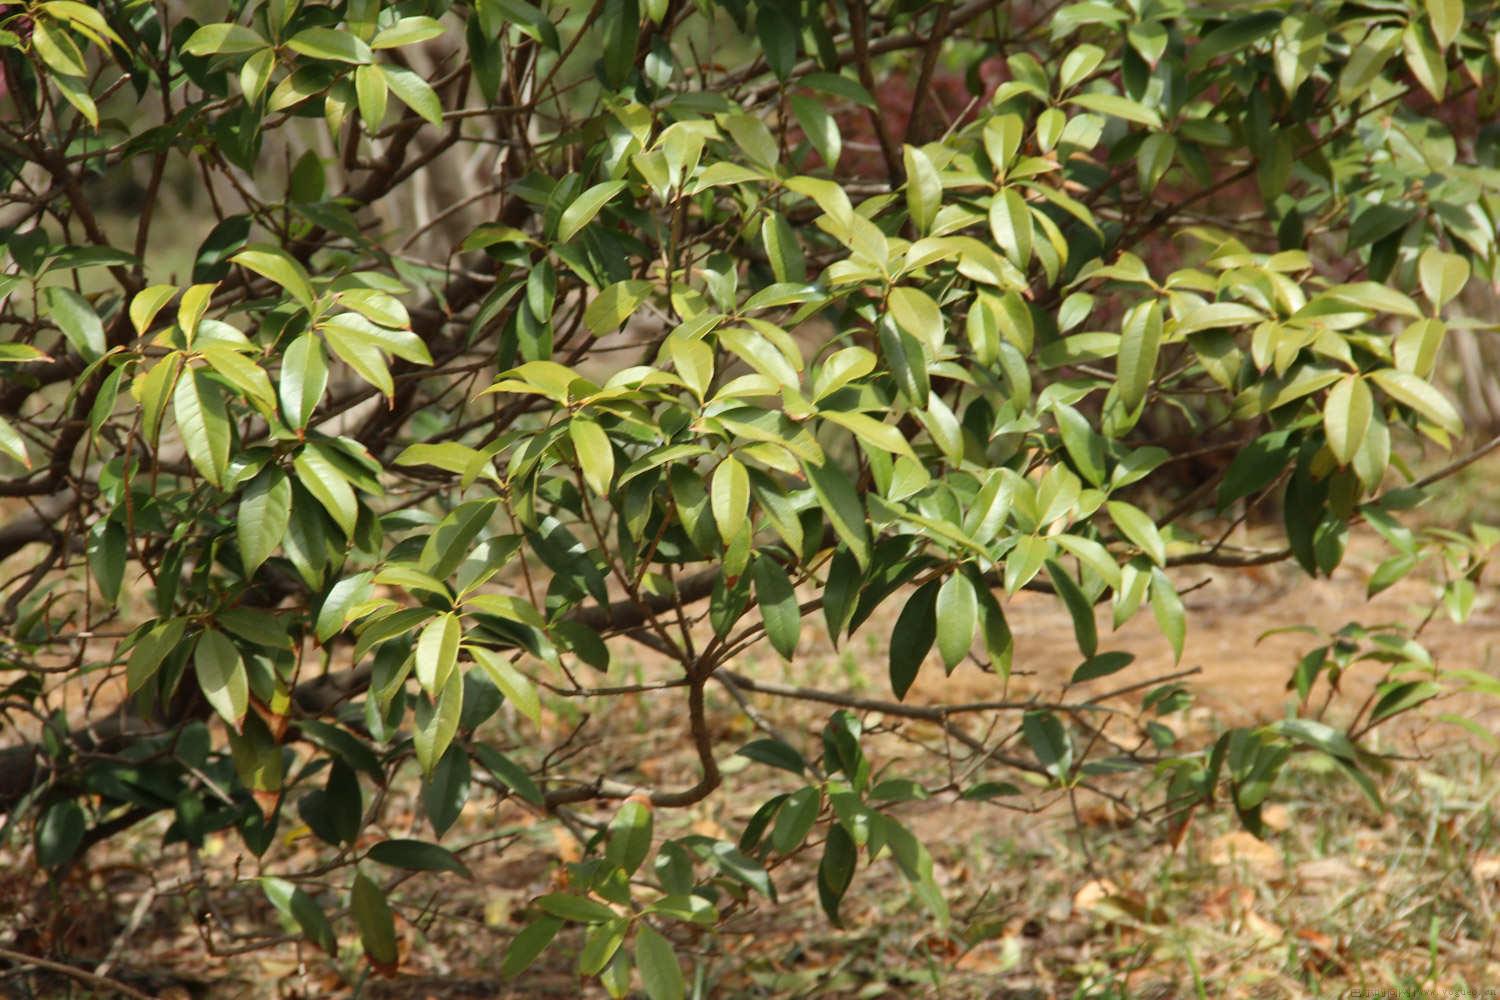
[4,526,1500,999]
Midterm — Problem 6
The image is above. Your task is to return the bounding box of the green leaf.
[0,416,27,468]
[500,917,564,977]
[569,417,614,497]
[294,443,358,536]
[558,180,627,242]
[262,877,338,954]
[1022,710,1071,780]
[1324,374,1372,466]
[818,824,857,925]
[173,367,231,487]
[287,26,371,63]
[1116,299,1163,411]
[43,286,105,360]
[903,145,941,234]
[1045,559,1097,657]
[421,498,499,580]
[1065,91,1162,128]
[87,519,125,605]
[35,800,86,868]
[934,572,977,672]
[889,579,939,700]
[470,646,541,725]
[989,188,1032,269]
[772,786,820,854]
[416,612,461,695]
[711,455,751,546]
[1071,651,1135,683]
[1418,247,1469,309]
[1426,0,1462,48]
[1106,500,1165,566]
[184,22,268,55]
[1149,567,1185,662]
[355,63,388,128]
[372,15,446,49]
[753,556,801,660]
[1054,403,1107,487]
[129,284,177,336]
[1368,368,1462,435]
[31,19,85,75]
[635,924,685,1000]
[1266,718,1356,761]
[233,247,316,312]
[316,572,373,642]
[538,893,617,923]
[606,800,654,874]
[381,64,443,125]
[195,628,247,727]
[473,745,544,806]
[584,280,652,334]
[413,666,464,774]
[737,738,807,776]
[791,95,841,168]
[351,871,399,970]
[422,743,471,835]
[237,466,292,574]
[803,459,871,569]
[126,618,186,694]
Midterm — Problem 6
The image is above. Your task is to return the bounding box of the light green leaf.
[569,417,615,496]
[380,64,443,125]
[1369,368,1462,434]
[791,94,841,169]
[280,332,328,428]
[372,15,446,49]
[1106,500,1165,566]
[934,572,977,672]
[350,871,399,969]
[42,287,105,360]
[1324,374,1372,466]
[711,455,750,546]
[355,63,388,128]
[287,26,371,63]
[584,280,652,335]
[233,247,316,312]
[1065,92,1162,128]
[988,188,1032,269]
[416,612,461,695]
[903,145,941,233]
[195,628,248,727]
[173,367,231,486]
[294,443,358,536]
[558,181,627,242]
[1116,299,1162,411]
[183,22,268,55]
[470,646,541,724]
[130,284,177,336]
[238,466,293,574]
[1418,247,1469,310]
[1426,0,1462,48]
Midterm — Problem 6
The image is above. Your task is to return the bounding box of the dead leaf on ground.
[1209,830,1285,881]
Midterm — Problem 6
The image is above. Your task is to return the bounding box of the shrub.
[2,0,1498,991]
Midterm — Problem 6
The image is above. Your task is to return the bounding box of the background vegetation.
[3,0,1500,995]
